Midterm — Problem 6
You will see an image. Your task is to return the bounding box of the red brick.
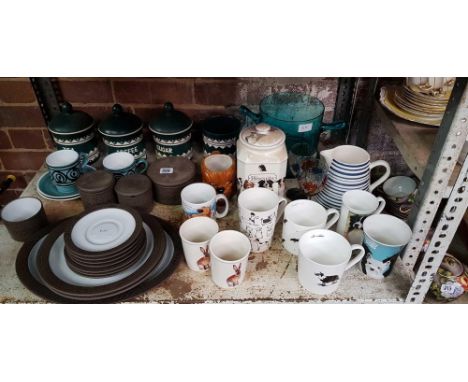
[0,106,45,127]
[0,80,36,103]
[59,79,113,103]
[0,171,35,189]
[150,79,193,104]
[194,79,240,106]
[113,81,151,104]
[0,130,12,149]
[0,151,49,171]
[0,189,23,207]
[42,129,55,150]
[8,128,46,149]
[76,106,111,121]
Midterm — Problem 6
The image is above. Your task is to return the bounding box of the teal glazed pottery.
[201,115,241,157]
[98,104,146,160]
[149,102,193,159]
[47,102,100,163]
[240,92,347,157]
[37,172,80,201]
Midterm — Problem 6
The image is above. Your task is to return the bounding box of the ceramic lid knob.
[112,104,123,114]
[163,102,174,113]
[255,123,271,134]
[60,102,73,114]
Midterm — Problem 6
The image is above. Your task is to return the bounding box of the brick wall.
[0,77,339,205]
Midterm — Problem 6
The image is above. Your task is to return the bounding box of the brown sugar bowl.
[115,174,154,213]
[147,156,197,205]
[76,170,116,210]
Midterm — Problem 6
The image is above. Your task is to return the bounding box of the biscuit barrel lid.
[147,157,196,187]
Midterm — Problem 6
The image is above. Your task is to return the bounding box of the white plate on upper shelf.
[70,208,136,252]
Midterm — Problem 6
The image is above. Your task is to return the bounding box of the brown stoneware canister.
[1,197,48,242]
[76,170,116,209]
[147,156,197,205]
[115,174,154,213]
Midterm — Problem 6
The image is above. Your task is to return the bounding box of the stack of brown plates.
[15,204,182,303]
[63,206,146,278]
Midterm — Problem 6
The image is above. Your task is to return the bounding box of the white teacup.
[282,199,339,256]
[298,229,365,295]
[103,152,148,178]
[238,187,287,253]
[336,190,386,245]
[181,182,229,220]
[209,230,251,288]
[179,217,219,272]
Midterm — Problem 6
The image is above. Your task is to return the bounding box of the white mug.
[282,199,339,256]
[238,187,287,253]
[209,230,251,288]
[179,216,219,272]
[181,182,229,220]
[336,190,386,245]
[298,229,365,295]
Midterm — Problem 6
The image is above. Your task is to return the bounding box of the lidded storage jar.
[98,104,146,159]
[76,170,116,209]
[149,102,193,158]
[147,156,197,205]
[236,123,287,196]
[48,102,100,163]
[115,174,153,213]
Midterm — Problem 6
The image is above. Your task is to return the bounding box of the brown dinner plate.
[15,216,182,303]
[36,214,166,300]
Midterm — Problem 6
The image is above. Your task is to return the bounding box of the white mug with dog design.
[298,229,365,295]
[209,230,251,288]
[238,187,287,253]
[336,190,386,245]
[181,182,229,220]
[282,199,339,256]
[179,216,219,272]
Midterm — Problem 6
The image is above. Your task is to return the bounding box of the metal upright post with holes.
[400,78,468,303]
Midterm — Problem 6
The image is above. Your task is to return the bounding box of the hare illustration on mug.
[197,246,210,271]
[226,264,242,287]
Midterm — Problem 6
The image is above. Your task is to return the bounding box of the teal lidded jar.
[47,102,100,163]
[98,104,146,159]
[149,102,192,159]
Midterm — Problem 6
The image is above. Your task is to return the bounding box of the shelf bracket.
[29,77,63,124]
[333,77,356,125]
[400,78,468,294]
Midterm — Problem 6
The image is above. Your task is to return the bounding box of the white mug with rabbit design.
[179,216,219,272]
[209,230,251,288]
[238,187,287,253]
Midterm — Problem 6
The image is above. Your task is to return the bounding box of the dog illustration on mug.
[315,272,339,287]
[226,264,242,287]
[197,246,210,271]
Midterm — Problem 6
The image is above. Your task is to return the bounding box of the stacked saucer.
[15,204,181,303]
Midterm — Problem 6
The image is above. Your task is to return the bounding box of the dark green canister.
[48,102,100,163]
[98,104,146,159]
[149,102,193,159]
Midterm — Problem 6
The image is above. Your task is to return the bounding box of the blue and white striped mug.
[360,214,412,279]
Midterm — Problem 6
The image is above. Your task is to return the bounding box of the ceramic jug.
[315,145,391,210]
[236,123,287,196]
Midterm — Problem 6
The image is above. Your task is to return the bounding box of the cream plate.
[71,208,136,251]
[50,223,152,287]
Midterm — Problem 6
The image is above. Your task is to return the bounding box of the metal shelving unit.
[374,78,468,303]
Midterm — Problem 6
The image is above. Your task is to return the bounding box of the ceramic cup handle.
[135,158,148,174]
[325,208,340,229]
[373,196,386,215]
[78,153,95,173]
[215,193,229,218]
[369,160,391,192]
[275,197,288,223]
[345,244,366,271]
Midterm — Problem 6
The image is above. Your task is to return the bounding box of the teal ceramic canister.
[201,115,241,157]
[98,104,147,160]
[149,102,193,158]
[360,214,412,279]
[47,102,100,164]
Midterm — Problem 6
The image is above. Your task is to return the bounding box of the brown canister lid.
[147,157,196,187]
[76,170,114,193]
[115,174,152,197]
